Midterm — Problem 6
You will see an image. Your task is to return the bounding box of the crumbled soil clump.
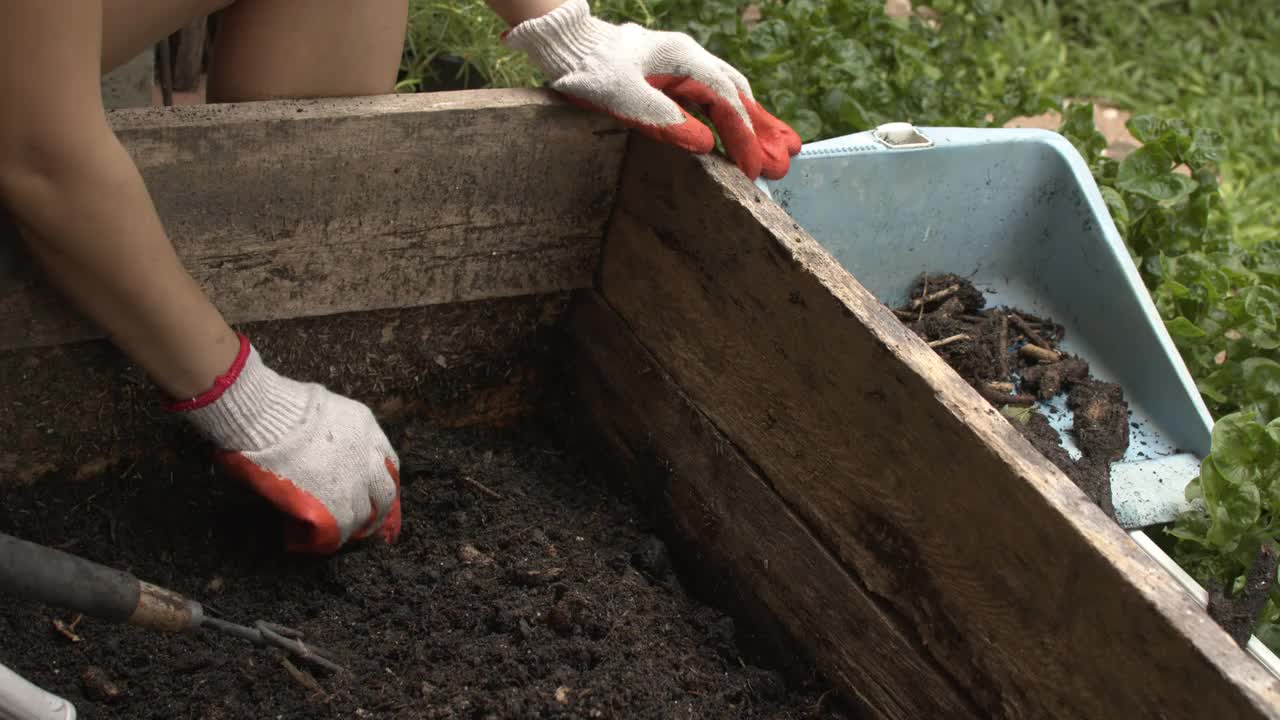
[1021,357,1090,401]
[1067,379,1130,463]
[1207,542,1280,648]
[0,420,847,719]
[893,272,1130,520]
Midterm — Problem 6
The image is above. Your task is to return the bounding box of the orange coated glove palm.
[170,334,401,555]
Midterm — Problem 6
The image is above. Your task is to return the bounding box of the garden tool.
[0,532,346,674]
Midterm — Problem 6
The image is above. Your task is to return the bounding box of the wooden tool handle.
[0,532,200,632]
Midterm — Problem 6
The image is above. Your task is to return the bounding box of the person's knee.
[100,0,238,72]
[0,136,66,208]
[0,122,118,226]
[206,0,407,103]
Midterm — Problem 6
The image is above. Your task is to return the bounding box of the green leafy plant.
[1058,102,1280,645]
[1035,0,1279,250]
[1168,413,1280,572]
[397,0,538,91]
[400,0,1062,139]
[603,0,1059,140]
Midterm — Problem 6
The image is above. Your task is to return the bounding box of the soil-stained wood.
[597,136,1280,719]
[0,293,568,487]
[0,89,624,350]
[562,290,982,719]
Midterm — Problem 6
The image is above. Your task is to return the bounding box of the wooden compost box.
[1,88,1278,719]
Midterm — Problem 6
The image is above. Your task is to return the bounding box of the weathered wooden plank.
[0,292,569,487]
[598,136,1280,719]
[562,289,982,719]
[0,89,625,350]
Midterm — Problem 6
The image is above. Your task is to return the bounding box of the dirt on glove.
[0,418,848,720]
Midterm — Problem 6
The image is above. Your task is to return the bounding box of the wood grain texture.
[0,293,569,487]
[0,89,625,350]
[598,136,1280,719]
[563,290,982,719]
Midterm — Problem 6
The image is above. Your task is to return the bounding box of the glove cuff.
[502,0,607,80]
[168,334,311,453]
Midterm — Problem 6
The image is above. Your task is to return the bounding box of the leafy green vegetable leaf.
[1099,186,1130,234]
[1127,115,1164,144]
[789,109,824,142]
[1116,144,1198,203]
[1187,127,1225,167]
[1164,316,1206,339]
[1243,288,1280,350]
[1211,411,1265,468]
[1243,359,1280,422]
[1199,455,1262,552]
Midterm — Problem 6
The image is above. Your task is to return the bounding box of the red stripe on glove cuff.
[167,334,252,413]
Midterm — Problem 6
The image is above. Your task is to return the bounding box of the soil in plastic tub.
[891,272,1131,520]
[0,420,847,719]
[898,271,1278,647]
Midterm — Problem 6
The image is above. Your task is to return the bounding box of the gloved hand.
[503,0,802,180]
[170,334,401,555]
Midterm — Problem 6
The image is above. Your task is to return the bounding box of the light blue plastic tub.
[757,124,1211,531]
[757,124,1280,675]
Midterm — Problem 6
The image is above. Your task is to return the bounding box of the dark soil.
[893,272,1130,520]
[0,419,847,719]
[1206,541,1280,648]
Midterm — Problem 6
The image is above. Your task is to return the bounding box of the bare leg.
[1,1,239,401]
[100,0,234,74]
[207,0,409,102]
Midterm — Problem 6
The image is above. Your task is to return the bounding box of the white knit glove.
[503,0,801,180]
[170,334,401,555]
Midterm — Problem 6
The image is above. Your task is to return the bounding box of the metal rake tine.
[256,620,303,640]
[255,620,348,675]
[201,615,269,646]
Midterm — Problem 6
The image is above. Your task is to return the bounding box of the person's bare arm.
[0,0,405,555]
[0,0,239,400]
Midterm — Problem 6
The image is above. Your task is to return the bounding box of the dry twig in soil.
[1019,344,1062,363]
[977,385,1037,406]
[995,312,1009,378]
[462,475,503,500]
[1010,314,1052,349]
[928,333,970,349]
[52,615,83,643]
[911,284,961,310]
[280,657,329,701]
